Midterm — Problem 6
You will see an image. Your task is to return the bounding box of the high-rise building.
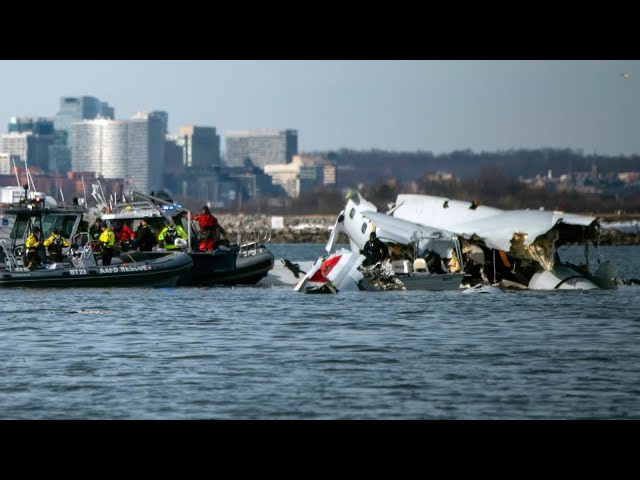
[0,153,10,175]
[69,112,166,194]
[48,131,71,173]
[225,129,297,169]
[54,96,115,132]
[163,136,184,195]
[3,118,55,171]
[0,132,29,166]
[178,126,221,169]
[128,112,166,193]
[8,116,53,134]
[8,116,35,133]
[50,97,113,175]
[101,102,115,120]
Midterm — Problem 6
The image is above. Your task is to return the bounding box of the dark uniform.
[136,218,157,252]
[360,231,389,267]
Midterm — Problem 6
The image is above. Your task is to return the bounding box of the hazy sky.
[1,60,638,156]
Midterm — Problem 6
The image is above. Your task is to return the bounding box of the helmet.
[32,226,40,233]
[52,227,59,234]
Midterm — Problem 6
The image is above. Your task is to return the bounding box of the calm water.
[1,244,639,419]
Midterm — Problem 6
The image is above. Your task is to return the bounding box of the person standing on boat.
[25,226,43,270]
[89,217,102,240]
[43,227,70,263]
[113,220,134,252]
[88,217,103,252]
[360,230,389,267]
[193,205,220,252]
[136,217,157,252]
[158,216,188,250]
[98,222,116,266]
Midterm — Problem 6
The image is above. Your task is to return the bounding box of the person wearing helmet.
[25,226,43,270]
[43,227,70,263]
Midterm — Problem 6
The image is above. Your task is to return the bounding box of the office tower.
[49,131,71,173]
[128,111,166,193]
[2,118,55,171]
[8,116,35,133]
[178,126,221,169]
[225,129,297,169]
[54,96,115,132]
[69,112,166,194]
[0,132,29,166]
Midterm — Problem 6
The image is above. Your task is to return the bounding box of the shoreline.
[219,214,640,245]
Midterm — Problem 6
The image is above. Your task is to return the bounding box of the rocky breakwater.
[217,214,346,244]
[216,214,640,245]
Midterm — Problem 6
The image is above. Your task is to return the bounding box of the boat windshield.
[7,211,83,246]
[40,214,81,239]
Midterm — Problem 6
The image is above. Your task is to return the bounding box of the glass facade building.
[69,112,166,194]
[54,96,115,132]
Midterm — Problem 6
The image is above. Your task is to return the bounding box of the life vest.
[26,233,39,252]
[164,227,177,244]
[44,233,69,255]
[99,229,115,248]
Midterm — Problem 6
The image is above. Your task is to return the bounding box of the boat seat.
[391,260,411,274]
[413,258,428,272]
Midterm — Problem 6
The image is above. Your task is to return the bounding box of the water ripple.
[1,245,640,419]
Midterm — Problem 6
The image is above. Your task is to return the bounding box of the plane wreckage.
[388,194,617,290]
[294,192,617,293]
[294,192,466,293]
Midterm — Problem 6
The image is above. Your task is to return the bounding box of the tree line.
[181,148,640,216]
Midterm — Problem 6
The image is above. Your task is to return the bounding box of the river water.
[1,244,639,419]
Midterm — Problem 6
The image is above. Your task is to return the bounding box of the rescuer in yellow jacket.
[43,227,70,263]
[98,222,116,266]
[25,226,43,270]
[158,217,188,250]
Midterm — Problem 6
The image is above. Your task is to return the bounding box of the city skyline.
[0,60,638,156]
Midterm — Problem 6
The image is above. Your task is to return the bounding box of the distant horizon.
[1,60,638,156]
[296,145,640,158]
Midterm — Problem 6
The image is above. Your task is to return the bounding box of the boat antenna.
[24,159,36,193]
[98,179,107,206]
[28,169,37,194]
[187,210,192,251]
[81,176,88,207]
[12,157,20,188]
[59,187,65,204]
